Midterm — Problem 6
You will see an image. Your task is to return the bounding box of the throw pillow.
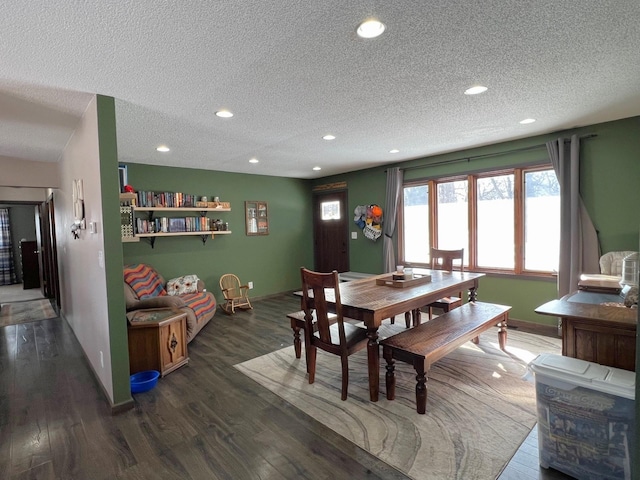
[124,263,167,299]
[166,275,200,295]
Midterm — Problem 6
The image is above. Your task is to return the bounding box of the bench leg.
[383,346,396,400]
[415,364,428,414]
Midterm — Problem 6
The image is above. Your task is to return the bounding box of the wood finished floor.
[0,284,45,304]
[0,293,572,480]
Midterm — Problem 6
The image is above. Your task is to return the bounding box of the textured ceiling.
[2,1,640,179]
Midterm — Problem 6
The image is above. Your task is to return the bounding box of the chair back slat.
[219,274,240,298]
[300,268,345,347]
[430,248,464,272]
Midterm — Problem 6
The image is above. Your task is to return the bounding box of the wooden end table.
[127,308,189,376]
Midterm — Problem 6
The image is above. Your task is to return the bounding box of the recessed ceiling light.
[464,85,488,95]
[323,134,336,140]
[389,149,400,154]
[215,110,233,118]
[357,19,386,39]
[249,158,259,164]
[519,118,536,124]
[313,166,321,171]
[156,145,170,152]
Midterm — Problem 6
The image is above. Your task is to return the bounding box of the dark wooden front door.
[20,240,40,289]
[313,190,349,273]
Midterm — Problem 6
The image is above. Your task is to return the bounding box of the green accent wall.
[313,167,389,275]
[97,95,132,406]
[477,276,557,326]
[579,117,640,252]
[312,116,640,323]
[122,164,314,303]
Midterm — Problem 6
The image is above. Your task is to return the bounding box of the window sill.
[478,271,556,282]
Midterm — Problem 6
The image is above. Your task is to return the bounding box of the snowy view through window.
[403,169,559,272]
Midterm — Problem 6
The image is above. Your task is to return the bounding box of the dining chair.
[426,248,465,320]
[300,267,369,400]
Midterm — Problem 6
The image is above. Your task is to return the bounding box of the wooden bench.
[287,310,337,371]
[380,301,510,414]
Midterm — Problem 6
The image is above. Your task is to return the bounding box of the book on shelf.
[136,191,199,208]
[135,216,216,235]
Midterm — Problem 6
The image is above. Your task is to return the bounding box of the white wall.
[55,96,114,402]
[0,158,59,188]
[0,187,47,202]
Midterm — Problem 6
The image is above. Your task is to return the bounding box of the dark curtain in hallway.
[0,208,17,285]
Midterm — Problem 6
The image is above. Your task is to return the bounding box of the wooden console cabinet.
[127,309,189,376]
[536,291,637,371]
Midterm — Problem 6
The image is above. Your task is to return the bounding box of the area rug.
[0,299,58,326]
[235,323,561,480]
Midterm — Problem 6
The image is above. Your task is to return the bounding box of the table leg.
[366,327,380,402]
[412,308,421,326]
[469,285,478,302]
[404,311,411,328]
[498,315,508,350]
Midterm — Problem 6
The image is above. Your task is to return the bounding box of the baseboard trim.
[507,318,560,338]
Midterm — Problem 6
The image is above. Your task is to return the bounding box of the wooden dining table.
[296,269,485,401]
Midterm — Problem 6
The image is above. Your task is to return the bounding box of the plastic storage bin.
[528,353,635,480]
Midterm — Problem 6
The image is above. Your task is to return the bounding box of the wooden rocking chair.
[219,274,253,314]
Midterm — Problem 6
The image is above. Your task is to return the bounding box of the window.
[321,200,341,220]
[400,166,559,275]
[436,180,468,264]
[524,170,560,272]
[476,174,514,269]
[403,185,429,263]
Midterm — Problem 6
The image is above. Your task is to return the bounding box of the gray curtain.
[546,135,600,298]
[0,208,17,285]
[383,167,403,273]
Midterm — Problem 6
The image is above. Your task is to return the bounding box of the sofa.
[123,263,216,342]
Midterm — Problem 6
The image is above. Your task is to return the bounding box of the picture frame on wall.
[245,201,269,235]
[118,164,128,193]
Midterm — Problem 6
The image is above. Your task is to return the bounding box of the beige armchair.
[578,251,637,293]
[599,251,636,276]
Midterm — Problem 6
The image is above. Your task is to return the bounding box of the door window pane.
[403,185,429,263]
[477,174,514,268]
[524,170,560,271]
[437,180,468,263]
[321,201,340,220]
